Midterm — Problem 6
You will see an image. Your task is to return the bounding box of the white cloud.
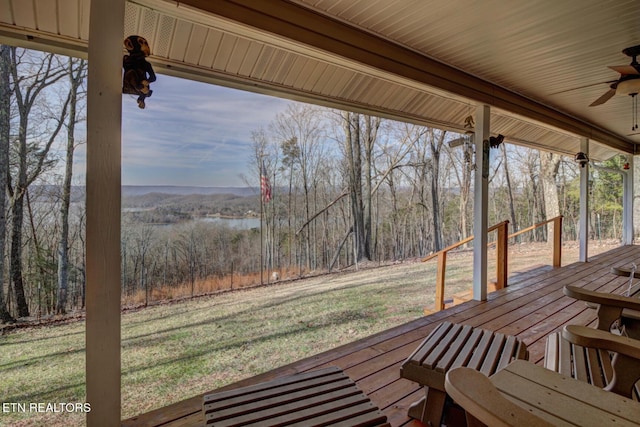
[119,75,293,186]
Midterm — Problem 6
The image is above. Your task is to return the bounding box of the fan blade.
[549,80,617,95]
[609,65,640,75]
[589,88,616,106]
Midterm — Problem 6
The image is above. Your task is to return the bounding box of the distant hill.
[121,187,261,223]
[121,186,257,197]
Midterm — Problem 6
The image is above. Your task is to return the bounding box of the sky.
[115,75,292,187]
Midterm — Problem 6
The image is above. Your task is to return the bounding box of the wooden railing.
[422,216,563,312]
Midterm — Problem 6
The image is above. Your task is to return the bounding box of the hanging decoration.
[122,35,156,109]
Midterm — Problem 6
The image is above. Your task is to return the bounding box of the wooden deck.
[123,244,640,427]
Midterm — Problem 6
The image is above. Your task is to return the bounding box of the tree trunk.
[57,58,86,314]
[343,112,372,262]
[429,129,446,251]
[0,46,14,322]
[540,151,561,243]
[10,189,29,317]
[502,143,519,239]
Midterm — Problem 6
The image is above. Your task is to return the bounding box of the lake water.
[199,217,261,229]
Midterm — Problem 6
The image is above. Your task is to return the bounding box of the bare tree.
[0,46,14,322]
[56,57,86,314]
[271,104,325,269]
[502,143,519,237]
[445,135,474,244]
[540,151,562,242]
[342,112,380,262]
[7,47,70,317]
[428,128,447,251]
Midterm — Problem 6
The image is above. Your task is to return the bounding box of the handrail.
[422,216,563,312]
[509,216,562,239]
[510,215,563,268]
[421,221,510,263]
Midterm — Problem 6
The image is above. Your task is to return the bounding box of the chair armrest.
[563,285,640,332]
[563,285,640,311]
[444,367,553,427]
[610,267,640,280]
[562,325,640,360]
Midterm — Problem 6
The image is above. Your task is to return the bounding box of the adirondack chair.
[444,365,554,427]
[444,352,640,427]
[563,284,640,339]
[561,324,640,398]
[545,281,640,398]
[545,296,640,400]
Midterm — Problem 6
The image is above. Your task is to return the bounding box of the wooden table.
[203,366,390,427]
[400,321,527,426]
[448,359,640,426]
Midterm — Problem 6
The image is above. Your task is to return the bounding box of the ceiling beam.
[180,0,635,154]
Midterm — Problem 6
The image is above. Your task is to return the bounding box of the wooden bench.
[203,366,390,427]
[400,321,528,427]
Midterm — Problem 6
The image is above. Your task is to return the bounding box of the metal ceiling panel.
[183,23,207,65]
[34,0,57,34]
[0,0,636,160]
[198,29,223,68]
[294,0,640,147]
[10,0,36,29]
[58,0,80,39]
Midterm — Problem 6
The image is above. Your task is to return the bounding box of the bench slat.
[465,329,494,371]
[405,322,452,365]
[423,323,463,369]
[480,333,506,376]
[585,346,606,388]
[210,393,368,427]
[449,327,484,370]
[496,335,518,371]
[206,378,356,419]
[204,366,342,403]
[286,402,390,427]
[435,324,475,372]
[204,366,388,427]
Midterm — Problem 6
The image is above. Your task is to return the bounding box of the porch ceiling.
[1,0,639,160]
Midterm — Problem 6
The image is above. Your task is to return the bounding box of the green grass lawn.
[0,241,615,426]
[1,259,441,426]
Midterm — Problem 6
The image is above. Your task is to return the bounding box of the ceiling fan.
[449,115,475,148]
[590,44,640,107]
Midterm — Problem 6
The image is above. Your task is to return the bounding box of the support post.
[435,252,446,311]
[473,105,490,301]
[623,156,634,245]
[496,221,508,289]
[579,138,589,262]
[86,0,124,425]
[553,216,563,267]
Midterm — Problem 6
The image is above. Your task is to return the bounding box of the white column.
[623,155,634,245]
[579,138,589,262]
[86,0,124,425]
[473,105,490,301]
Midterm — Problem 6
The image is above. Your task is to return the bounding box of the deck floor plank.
[122,245,640,427]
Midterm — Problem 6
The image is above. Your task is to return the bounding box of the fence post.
[553,216,563,267]
[496,221,509,289]
[435,252,446,311]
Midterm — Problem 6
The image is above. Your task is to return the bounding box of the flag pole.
[259,158,272,287]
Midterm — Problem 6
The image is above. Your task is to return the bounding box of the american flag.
[261,161,272,203]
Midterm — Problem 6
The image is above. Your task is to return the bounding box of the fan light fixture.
[617,78,640,96]
[575,152,589,168]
